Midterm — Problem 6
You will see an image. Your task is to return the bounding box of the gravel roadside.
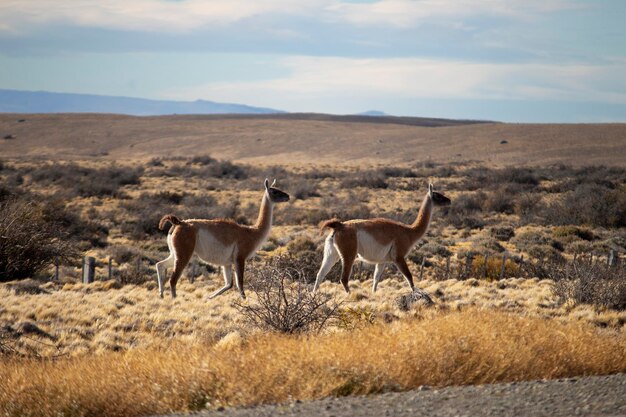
[162,373,626,417]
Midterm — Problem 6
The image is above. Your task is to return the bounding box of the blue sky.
[1,0,625,122]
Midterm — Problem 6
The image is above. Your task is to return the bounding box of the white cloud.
[326,0,586,28]
[162,56,626,113]
[0,0,321,34]
[0,0,585,34]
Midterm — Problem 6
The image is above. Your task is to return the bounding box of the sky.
[0,0,625,122]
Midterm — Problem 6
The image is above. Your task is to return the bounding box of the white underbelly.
[355,230,394,264]
[193,229,236,266]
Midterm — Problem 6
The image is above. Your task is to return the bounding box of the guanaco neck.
[253,192,273,237]
[410,192,433,240]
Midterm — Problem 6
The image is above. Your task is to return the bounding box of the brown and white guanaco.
[313,183,450,293]
[156,179,289,299]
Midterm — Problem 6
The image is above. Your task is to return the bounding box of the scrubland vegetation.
[1,155,625,416]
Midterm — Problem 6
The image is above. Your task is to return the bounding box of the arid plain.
[1,113,625,417]
[1,113,625,166]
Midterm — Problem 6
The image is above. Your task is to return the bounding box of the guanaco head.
[428,183,451,207]
[264,179,290,203]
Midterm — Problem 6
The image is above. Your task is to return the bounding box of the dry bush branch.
[234,259,340,333]
[551,260,626,310]
[0,199,79,281]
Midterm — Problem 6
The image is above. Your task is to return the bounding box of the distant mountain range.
[0,89,284,115]
[356,110,387,116]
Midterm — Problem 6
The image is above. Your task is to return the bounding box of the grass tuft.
[1,309,625,417]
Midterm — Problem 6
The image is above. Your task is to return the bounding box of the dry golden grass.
[2,275,625,358]
[2,309,625,417]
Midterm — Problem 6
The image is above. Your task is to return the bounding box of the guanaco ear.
[429,183,434,195]
[271,179,277,187]
[264,178,270,190]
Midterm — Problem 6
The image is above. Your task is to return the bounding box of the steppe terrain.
[1,113,625,166]
[1,113,625,417]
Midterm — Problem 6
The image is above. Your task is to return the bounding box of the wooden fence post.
[608,250,615,267]
[483,254,490,278]
[465,253,473,279]
[136,257,141,274]
[190,259,197,284]
[83,256,95,284]
[499,253,508,280]
[54,258,59,281]
[108,258,113,280]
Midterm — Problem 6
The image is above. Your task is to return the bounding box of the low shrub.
[277,208,332,226]
[412,241,452,259]
[188,155,217,165]
[0,199,79,281]
[542,184,626,228]
[233,258,340,333]
[108,245,143,265]
[286,236,318,254]
[340,171,388,189]
[446,192,485,229]
[490,226,515,241]
[379,167,419,178]
[41,199,109,248]
[117,256,153,286]
[29,163,143,198]
[447,212,485,230]
[514,193,543,223]
[139,191,186,205]
[484,189,514,214]
[512,230,561,253]
[493,167,540,186]
[527,245,564,263]
[565,240,594,255]
[288,179,321,200]
[470,237,505,254]
[148,157,251,180]
[551,261,626,310]
[452,192,484,213]
[470,255,521,280]
[302,168,345,180]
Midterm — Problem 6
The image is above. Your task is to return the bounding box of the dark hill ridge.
[159,112,492,127]
[0,89,490,127]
